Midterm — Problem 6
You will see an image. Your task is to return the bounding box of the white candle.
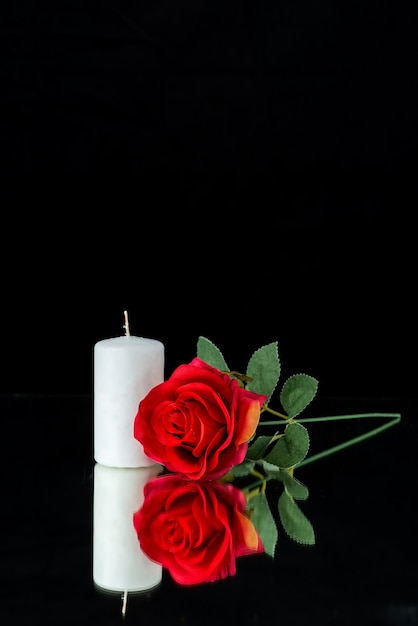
[93,463,163,594]
[94,316,164,468]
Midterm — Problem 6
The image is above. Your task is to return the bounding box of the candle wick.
[123,310,130,337]
[121,590,128,617]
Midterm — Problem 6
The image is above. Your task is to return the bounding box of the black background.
[0,6,416,621]
[1,1,416,399]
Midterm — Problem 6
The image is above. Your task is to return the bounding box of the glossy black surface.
[1,394,416,625]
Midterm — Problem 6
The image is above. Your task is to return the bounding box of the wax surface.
[93,463,163,593]
[94,335,164,468]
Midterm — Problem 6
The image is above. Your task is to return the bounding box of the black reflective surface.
[1,394,416,625]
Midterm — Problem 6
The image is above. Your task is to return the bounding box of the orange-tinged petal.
[236,398,263,445]
[236,511,263,553]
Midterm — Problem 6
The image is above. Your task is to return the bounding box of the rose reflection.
[133,473,264,586]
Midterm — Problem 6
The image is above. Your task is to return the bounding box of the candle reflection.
[93,462,163,594]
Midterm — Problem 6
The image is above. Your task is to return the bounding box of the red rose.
[134,357,267,480]
[133,473,264,585]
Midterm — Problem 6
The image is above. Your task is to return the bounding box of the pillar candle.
[94,330,164,468]
[93,463,163,594]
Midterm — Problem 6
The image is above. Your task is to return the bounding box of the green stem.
[252,412,401,474]
[298,413,401,468]
[261,405,288,420]
[259,412,401,426]
[297,412,401,424]
[243,412,401,489]
[243,476,272,495]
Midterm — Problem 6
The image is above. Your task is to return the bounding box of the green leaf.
[246,435,273,461]
[282,473,309,501]
[196,336,229,371]
[278,491,315,545]
[260,463,288,481]
[228,460,255,477]
[263,422,310,468]
[246,492,278,558]
[260,465,308,500]
[280,374,318,418]
[246,341,280,402]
